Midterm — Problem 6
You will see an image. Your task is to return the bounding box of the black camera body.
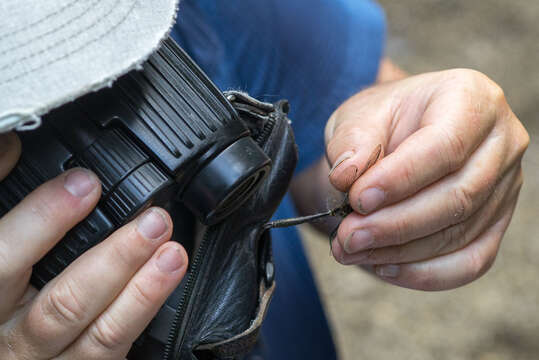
[0,38,271,288]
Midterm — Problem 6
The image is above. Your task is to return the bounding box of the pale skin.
[0,133,188,359]
[292,59,529,291]
[0,58,529,357]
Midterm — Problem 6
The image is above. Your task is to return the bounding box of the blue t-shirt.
[171,1,386,358]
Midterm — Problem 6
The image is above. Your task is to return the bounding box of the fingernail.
[138,209,168,239]
[359,144,382,177]
[376,264,400,278]
[357,188,385,214]
[329,151,355,177]
[64,169,98,197]
[156,246,185,273]
[344,230,374,254]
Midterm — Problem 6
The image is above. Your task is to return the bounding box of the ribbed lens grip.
[0,36,272,289]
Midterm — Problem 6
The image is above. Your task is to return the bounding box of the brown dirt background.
[300,1,539,359]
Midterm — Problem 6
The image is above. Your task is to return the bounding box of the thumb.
[325,92,391,192]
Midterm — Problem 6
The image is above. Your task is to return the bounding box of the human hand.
[326,69,529,291]
[0,132,188,359]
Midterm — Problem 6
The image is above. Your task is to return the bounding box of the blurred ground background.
[300,1,539,359]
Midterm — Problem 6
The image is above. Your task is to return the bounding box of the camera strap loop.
[225,91,276,117]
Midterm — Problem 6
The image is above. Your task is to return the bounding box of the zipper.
[254,115,276,147]
[162,100,279,360]
[163,225,215,360]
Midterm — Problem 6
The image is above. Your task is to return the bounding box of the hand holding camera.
[0,39,277,360]
[0,132,189,359]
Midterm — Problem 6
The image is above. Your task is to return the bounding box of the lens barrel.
[0,37,272,287]
[183,136,271,224]
[73,37,272,225]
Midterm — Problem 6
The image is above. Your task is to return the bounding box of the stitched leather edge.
[195,280,276,358]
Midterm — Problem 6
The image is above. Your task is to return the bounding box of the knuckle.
[108,228,150,271]
[109,237,138,270]
[362,249,377,263]
[514,121,530,158]
[467,248,490,280]
[128,281,155,309]
[437,223,468,255]
[446,70,500,112]
[89,314,127,352]
[42,278,87,325]
[484,173,499,198]
[393,218,410,245]
[413,266,439,291]
[387,245,406,264]
[454,70,507,118]
[368,244,405,264]
[442,129,467,171]
[450,186,475,223]
[490,82,506,105]
[450,69,488,88]
[29,195,58,228]
[519,132,530,158]
[29,172,99,224]
[29,189,82,232]
[400,158,418,189]
[468,236,499,281]
[443,69,477,93]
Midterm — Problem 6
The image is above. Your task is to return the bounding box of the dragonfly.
[264,144,382,235]
[263,193,353,230]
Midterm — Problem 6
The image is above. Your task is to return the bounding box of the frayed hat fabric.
[0,0,179,133]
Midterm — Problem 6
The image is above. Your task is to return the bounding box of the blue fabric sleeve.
[171,0,386,173]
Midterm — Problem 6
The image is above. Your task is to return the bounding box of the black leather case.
[128,93,298,360]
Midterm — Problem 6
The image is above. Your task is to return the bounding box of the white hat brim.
[0,0,179,132]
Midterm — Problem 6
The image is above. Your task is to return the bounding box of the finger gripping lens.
[0,37,271,287]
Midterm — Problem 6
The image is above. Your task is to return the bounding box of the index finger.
[348,86,496,215]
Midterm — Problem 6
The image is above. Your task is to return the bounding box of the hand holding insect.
[326,69,529,291]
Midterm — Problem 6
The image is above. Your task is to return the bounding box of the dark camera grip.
[0,127,176,288]
[32,210,115,287]
[32,162,176,287]
[0,37,270,290]
[0,154,111,287]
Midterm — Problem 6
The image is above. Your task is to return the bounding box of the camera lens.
[182,136,271,225]
[212,166,266,219]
